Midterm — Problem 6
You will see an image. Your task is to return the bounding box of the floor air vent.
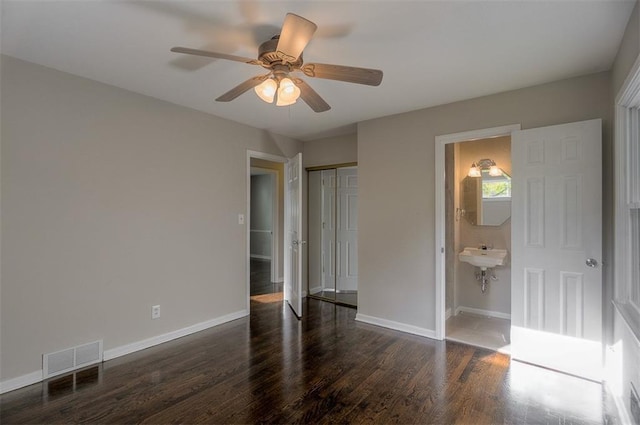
[43,340,103,379]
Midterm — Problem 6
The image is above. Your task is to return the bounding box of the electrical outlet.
[238,214,245,225]
[151,305,160,319]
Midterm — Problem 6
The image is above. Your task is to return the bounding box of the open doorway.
[250,167,280,295]
[247,151,287,307]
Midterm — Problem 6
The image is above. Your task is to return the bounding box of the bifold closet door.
[336,168,358,291]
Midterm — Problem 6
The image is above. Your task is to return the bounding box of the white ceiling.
[1,1,635,141]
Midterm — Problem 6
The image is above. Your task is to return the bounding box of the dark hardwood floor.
[250,258,282,296]
[0,295,618,424]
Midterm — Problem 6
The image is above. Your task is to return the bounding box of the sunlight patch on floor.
[250,292,283,304]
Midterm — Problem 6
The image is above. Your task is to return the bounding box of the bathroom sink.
[458,247,507,270]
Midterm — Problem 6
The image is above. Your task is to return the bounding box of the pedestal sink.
[458,247,507,270]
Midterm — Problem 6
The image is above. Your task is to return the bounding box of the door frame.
[434,124,521,340]
[246,150,287,312]
[305,163,358,307]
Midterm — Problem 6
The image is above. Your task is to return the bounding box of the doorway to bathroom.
[436,120,603,379]
[444,135,513,352]
[307,164,358,307]
[434,124,521,352]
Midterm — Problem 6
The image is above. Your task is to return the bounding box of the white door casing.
[246,150,286,313]
[284,153,303,318]
[434,124,522,340]
[511,119,602,381]
[337,168,358,291]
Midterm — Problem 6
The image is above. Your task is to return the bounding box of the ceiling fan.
[170,13,383,113]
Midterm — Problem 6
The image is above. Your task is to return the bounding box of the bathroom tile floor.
[446,312,511,354]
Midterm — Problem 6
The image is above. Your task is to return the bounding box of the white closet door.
[336,168,358,292]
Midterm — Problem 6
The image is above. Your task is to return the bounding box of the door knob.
[586,258,598,268]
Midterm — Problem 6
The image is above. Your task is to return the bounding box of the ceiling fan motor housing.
[258,35,303,69]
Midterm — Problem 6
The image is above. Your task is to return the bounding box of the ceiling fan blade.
[216,74,270,102]
[292,78,331,113]
[301,63,383,86]
[171,47,262,66]
[276,13,317,63]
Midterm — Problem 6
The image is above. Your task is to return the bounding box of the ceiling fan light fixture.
[254,78,278,103]
[276,77,301,106]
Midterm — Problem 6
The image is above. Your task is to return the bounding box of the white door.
[511,119,602,381]
[284,153,303,318]
[337,168,358,291]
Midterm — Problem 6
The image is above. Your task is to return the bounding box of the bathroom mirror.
[462,169,511,226]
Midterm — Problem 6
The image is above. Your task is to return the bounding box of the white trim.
[609,54,640,425]
[250,254,272,260]
[615,54,640,106]
[445,308,452,321]
[614,52,640,321]
[435,125,522,145]
[247,150,287,312]
[355,313,437,339]
[434,124,521,340]
[309,285,324,294]
[455,306,511,320]
[247,150,288,164]
[0,310,247,394]
[0,371,42,395]
[103,309,248,361]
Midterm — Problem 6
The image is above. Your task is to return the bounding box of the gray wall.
[613,1,639,96]
[358,71,612,332]
[0,56,301,381]
[303,133,357,168]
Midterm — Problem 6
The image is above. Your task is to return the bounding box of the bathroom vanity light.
[468,158,502,177]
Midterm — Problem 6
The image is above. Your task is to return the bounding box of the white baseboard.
[309,285,324,294]
[455,306,511,320]
[250,254,271,260]
[0,370,42,395]
[355,313,437,339]
[0,310,249,395]
[275,277,284,283]
[104,309,248,361]
[445,308,452,320]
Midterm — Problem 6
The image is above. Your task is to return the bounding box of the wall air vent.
[43,340,103,379]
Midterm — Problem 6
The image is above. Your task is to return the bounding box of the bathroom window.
[482,173,511,199]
